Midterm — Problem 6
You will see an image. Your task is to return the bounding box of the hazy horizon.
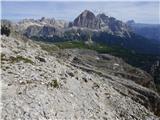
[1,1,160,24]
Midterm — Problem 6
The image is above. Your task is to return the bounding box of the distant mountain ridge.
[16,10,130,38]
[1,10,160,55]
[126,20,160,42]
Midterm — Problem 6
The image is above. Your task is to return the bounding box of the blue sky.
[1,1,160,24]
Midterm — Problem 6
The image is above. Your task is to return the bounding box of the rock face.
[14,17,68,36]
[72,10,130,37]
[24,25,62,38]
[1,34,160,119]
[97,13,130,36]
[18,17,68,29]
[73,10,101,29]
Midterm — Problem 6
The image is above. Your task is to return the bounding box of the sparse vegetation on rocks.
[1,25,11,36]
[1,53,6,61]
[39,43,59,53]
[48,79,59,88]
[35,56,46,62]
[10,56,34,64]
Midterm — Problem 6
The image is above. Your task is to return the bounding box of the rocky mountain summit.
[1,32,160,119]
[72,10,101,29]
[71,10,130,37]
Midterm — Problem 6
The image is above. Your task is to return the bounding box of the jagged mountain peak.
[97,13,108,18]
[73,10,99,29]
[39,17,55,22]
[72,10,130,37]
[97,13,109,24]
[80,10,95,18]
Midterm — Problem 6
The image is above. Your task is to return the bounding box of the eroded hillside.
[1,34,160,120]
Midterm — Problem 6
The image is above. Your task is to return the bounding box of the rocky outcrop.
[1,34,160,119]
